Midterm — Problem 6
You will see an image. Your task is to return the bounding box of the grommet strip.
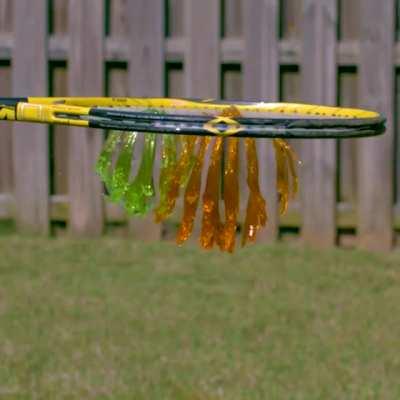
[203,116,244,136]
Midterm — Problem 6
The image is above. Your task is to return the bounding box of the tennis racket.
[0,97,385,252]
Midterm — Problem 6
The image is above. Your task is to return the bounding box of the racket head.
[1,97,386,139]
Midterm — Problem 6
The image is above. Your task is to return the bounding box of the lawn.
[0,232,400,399]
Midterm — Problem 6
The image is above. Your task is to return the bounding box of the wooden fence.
[0,0,398,251]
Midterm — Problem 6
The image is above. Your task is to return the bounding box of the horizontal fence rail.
[0,0,399,250]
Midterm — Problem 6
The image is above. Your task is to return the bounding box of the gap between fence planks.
[51,0,69,196]
[338,0,360,205]
[357,0,394,251]
[12,0,49,235]
[68,0,104,236]
[301,0,337,248]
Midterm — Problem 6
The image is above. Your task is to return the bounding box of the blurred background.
[0,0,398,250]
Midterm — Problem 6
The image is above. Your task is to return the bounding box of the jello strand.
[154,135,197,222]
[277,139,299,198]
[179,135,197,187]
[242,138,267,246]
[154,135,177,222]
[273,138,290,215]
[95,131,122,190]
[124,133,157,215]
[108,132,137,203]
[176,137,211,245]
[200,137,224,250]
[218,137,239,252]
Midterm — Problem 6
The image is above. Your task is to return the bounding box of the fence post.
[242,0,279,242]
[12,0,49,235]
[300,0,337,247]
[357,0,394,251]
[68,0,104,236]
[127,0,164,241]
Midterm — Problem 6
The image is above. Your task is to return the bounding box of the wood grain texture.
[68,0,104,236]
[127,0,164,241]
[243,0,279,242]
[12,0,49,235]
[357,0,394,251]
[300,0,337,247]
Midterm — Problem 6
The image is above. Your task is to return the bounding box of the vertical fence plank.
[185,0,220,98]
[357,0,394,251]
[301,0,337,247]
[243,0,279,241]
[338,70,358,204]
[127,0,164,241]
[12,0,49,234]
[68,0,104,235]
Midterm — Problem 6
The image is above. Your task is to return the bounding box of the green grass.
[0,235,400,399]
